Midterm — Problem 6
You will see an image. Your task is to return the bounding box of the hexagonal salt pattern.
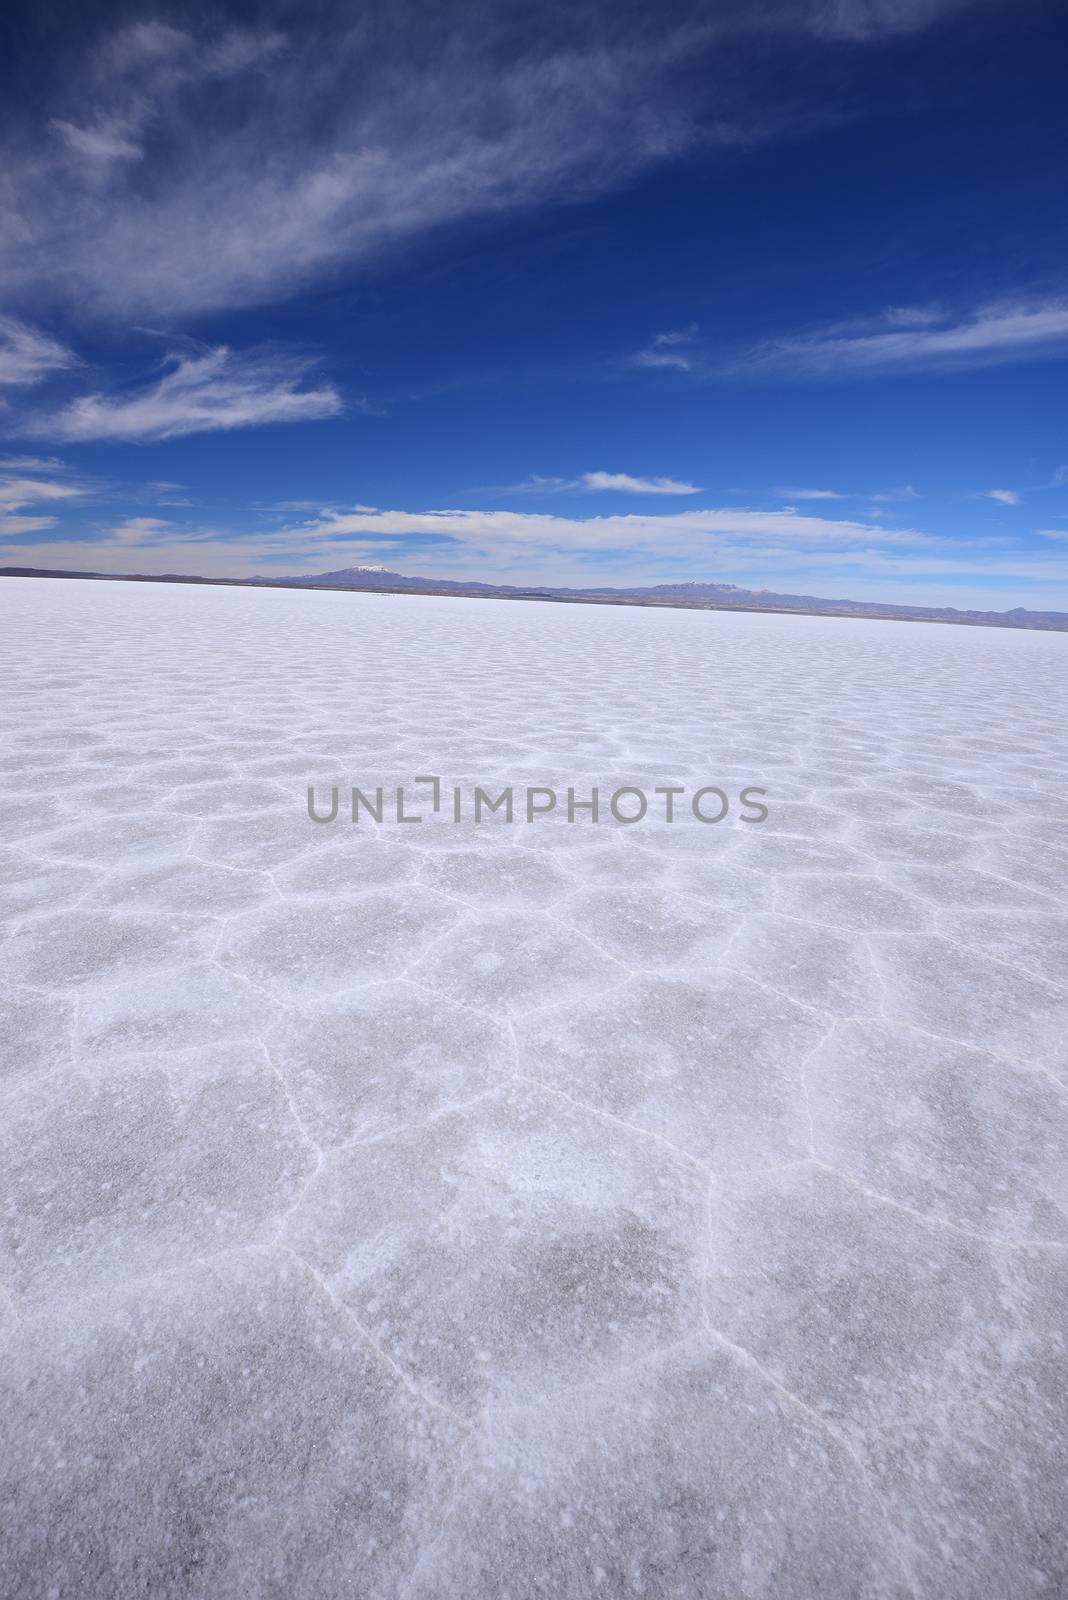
[1,574,1067,1599]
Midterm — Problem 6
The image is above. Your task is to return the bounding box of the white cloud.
[582,471,696,495]
[775,487,843,500]
[1035,528,1068,541]
[35,346,342,442]
[506,470,701,495]
[581,472,700,495]
[729,299,1068,378]
[982,489,1020,505]
[284,503,942,557]
[106,516,172,543]
[0,318,78,387]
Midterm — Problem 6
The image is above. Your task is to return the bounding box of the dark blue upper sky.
[1,0,1067,606]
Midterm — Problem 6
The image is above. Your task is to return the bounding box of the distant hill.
[4,562,1068,632]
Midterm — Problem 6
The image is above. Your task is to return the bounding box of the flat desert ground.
[2,575,1067,1599]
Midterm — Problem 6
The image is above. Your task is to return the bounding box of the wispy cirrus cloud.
[31,346,342,443]
[0,10,705,321]
[630,328,700,372]
[815,0,977,39]
[0,478,82,510]
[0,4,978,324]
[49,118,142,166]
[0,318,78,387]
[0,454,71,472]
[870,485,920,501]
[726,299,1068,379]
[775,486,843,500]
[0,466,84,535]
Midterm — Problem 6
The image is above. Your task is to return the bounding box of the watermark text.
[307,778,769,827]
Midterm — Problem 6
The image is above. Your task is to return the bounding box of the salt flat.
[1,575,1067,1599]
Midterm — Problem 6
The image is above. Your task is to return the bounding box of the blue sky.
[1,0,1067,609]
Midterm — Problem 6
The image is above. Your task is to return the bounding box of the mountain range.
[4,562,1068,632]
[248,564,1068,631]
